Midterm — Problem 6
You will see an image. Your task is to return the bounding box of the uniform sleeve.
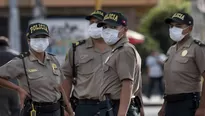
[61,47,73,79]
[195,46,205,74]
[0,57,23,80]
[116,47,137,81]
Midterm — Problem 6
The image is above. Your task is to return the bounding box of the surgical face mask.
[101,28,121,45]
[30,38,49,53]
[169,26,189,42]
[88,23,102,39]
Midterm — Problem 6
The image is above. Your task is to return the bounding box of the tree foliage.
[136,0,190,70]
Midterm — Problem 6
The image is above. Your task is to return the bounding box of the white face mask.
[88,23,102,39]
[101,28,120,45]
[30,38,49,53]
[169,26,189,42]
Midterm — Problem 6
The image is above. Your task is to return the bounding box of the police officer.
[0,23,73,116]
[0,36,20,116]
[61,10,110,116]
[158,12,205,116]
[97,12,142,116]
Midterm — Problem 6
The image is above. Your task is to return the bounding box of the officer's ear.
[124,26,128,32]
[122,26,128,35]
[189,25,193,32]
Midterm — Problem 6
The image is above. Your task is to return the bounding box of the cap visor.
[85,15,103,21]
[30,32,49,38]
[165,18,184,24]
[97,21,120,27]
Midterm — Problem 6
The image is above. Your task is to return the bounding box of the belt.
[99,98,136,109]
[34,101,61,113]
[78,99,100,104]
[164,92,200,103]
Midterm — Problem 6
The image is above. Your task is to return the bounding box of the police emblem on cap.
[27,23,49,38]
[104,13,119,21]
[85,10,106,21]
[97,12,127,27]
[172,13,185,20]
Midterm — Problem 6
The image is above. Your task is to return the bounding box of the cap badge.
[104,14,118,21]
[172,13,185,20]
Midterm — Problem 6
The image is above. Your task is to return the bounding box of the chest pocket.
[28,70,43,80]
[175,56,189,64]
[103,64,109,73]
[77,56,94,74]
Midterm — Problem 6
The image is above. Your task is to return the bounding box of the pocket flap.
[103,65,109,72]
[28,71,43,80]
[175,57,189,64]
[79,56,93,64]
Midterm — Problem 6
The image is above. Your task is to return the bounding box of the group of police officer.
[0,9,204,116]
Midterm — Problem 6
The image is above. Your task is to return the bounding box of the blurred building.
[0,0,157,51]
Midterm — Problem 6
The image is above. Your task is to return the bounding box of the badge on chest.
[181,50,188,57]
[51,63,59,75]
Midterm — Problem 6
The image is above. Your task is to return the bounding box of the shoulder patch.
[18,52,30,59]
[72,40,86,51]
[73,40,86,47]
[112,45,123,53]
[65,53,69,61]
[193,40,205,46]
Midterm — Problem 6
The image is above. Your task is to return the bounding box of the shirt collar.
[29,50,50,62]
[182,37,193,48]
[173,36,193,50]
[112,37,129,52]
[86,38,94,48]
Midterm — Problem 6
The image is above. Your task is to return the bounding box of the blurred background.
[1,0,205,115]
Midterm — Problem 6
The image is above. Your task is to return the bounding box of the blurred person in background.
[0,36,20,116]
[146,50,164,99]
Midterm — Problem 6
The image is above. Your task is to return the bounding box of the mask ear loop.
[182,26,190,36]
[118,26,125,39]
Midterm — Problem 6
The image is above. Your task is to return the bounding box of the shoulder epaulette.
[18,52,30,59]
[65,40,86,61]
[73,40,86,47]
[193,40,205,46]
[112,45,124,53]
[47,52,56,56]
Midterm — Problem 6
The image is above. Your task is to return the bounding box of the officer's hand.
[17,87,29,109]
[140,107,145,116]
[66,104,75,116]
[195,108,205,116]
[64,110,69,116]
[64,110,74,116]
